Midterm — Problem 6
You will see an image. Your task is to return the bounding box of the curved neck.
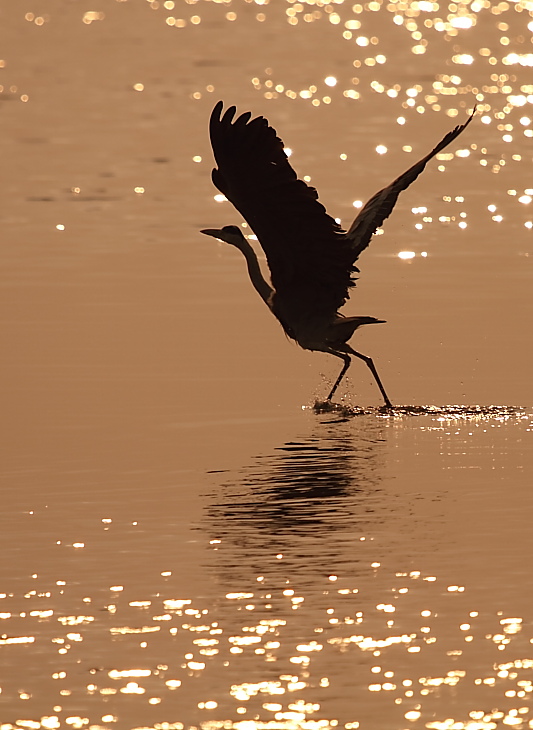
[238,240,274,307]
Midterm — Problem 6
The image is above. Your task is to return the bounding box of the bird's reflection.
[202,417,390,586]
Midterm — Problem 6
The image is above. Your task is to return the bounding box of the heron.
[201,101,475,407]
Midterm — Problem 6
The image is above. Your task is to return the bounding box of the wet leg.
[326,353,351,401]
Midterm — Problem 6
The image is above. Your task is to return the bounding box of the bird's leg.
[326,353,351,401]
[348,347,393,409]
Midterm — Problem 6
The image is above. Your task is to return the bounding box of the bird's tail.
[332,315,385,343]
[347,316,386,326]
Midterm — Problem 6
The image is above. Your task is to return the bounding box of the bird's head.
[200,224,249,250]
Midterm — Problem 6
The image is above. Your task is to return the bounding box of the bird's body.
[202,101,475,406]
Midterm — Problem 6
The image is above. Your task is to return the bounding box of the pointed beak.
[200,228,222,239]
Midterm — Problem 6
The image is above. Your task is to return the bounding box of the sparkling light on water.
[3,1,533,728]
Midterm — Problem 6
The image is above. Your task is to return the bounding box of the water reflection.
[195,411,533,729]
[204,418,387,583]
[1,411,532,729]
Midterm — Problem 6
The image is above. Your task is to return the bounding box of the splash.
[312,401,525,419]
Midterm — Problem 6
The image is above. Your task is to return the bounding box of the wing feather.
[208,102,351,317]
[346,108,476,260]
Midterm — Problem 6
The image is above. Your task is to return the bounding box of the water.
[1,1,533,729]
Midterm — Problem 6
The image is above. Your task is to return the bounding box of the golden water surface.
[1,1,533,729]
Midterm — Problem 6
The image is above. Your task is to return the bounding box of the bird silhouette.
[202,101,475,407]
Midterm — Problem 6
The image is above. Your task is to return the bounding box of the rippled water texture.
[1,1,533,729]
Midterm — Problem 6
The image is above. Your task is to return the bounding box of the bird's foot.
[313,399,347,413]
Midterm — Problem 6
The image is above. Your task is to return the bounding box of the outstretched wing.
[208,101,353,318]
[346,108,476,260]
[208,102,475,320]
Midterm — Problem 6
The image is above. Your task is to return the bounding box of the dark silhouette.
[202,101,475,406]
